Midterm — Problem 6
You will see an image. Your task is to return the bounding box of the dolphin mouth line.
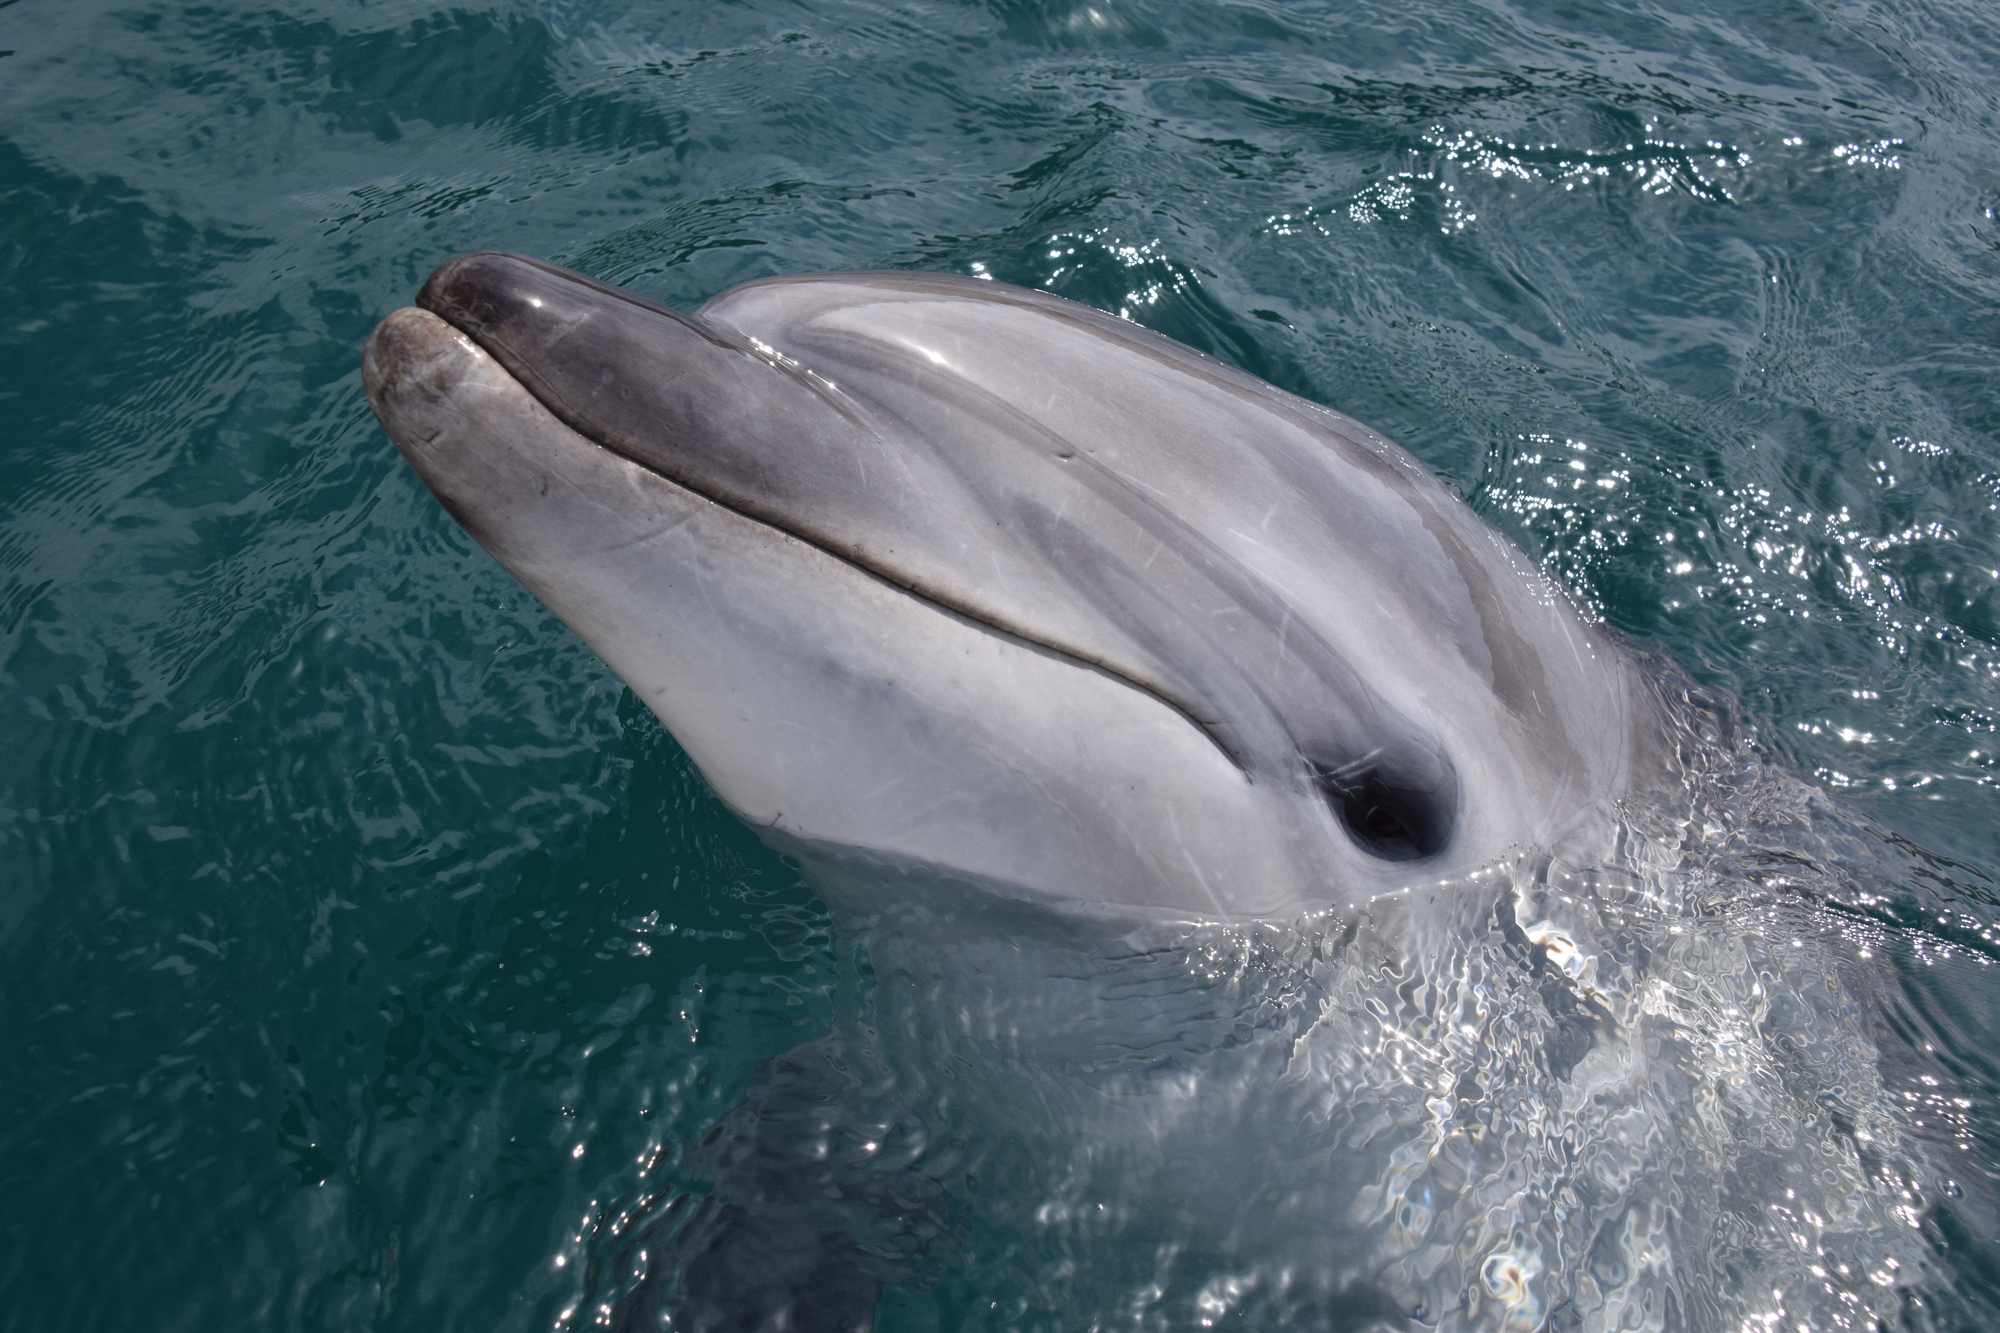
[414,283,1252,781]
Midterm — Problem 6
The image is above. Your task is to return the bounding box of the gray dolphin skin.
[362,252,1664,917]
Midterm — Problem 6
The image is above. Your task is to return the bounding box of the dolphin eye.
[1303,740,1458,862]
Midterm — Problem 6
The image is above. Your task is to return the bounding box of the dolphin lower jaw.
[363,307,1367,914]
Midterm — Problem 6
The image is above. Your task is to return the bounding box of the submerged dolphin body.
[364,253,1664,917]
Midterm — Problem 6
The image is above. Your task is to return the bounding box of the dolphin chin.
[363,252,1665,916]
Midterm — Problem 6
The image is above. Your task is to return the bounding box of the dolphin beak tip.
[362,306,491,471]
[417,250,595,332]
[417,250,514,331]
[364,306,446,400]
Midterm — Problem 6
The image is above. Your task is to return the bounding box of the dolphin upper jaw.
[364,254,1662,916]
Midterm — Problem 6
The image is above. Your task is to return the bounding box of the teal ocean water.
[5,0,2000,1328]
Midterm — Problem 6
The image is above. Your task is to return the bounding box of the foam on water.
[552,683,1977,1331]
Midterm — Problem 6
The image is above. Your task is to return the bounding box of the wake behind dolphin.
[363,256,1954,1331]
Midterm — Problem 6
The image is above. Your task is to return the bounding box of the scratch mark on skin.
[1222,527,1279,560]
[1164,802,1222,909]
[592,507,703,558]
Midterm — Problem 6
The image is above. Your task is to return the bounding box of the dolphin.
[361,256,1959,1332]
[362,252,1666,918]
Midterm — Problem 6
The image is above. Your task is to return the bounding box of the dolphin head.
[363,253,1661,916]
